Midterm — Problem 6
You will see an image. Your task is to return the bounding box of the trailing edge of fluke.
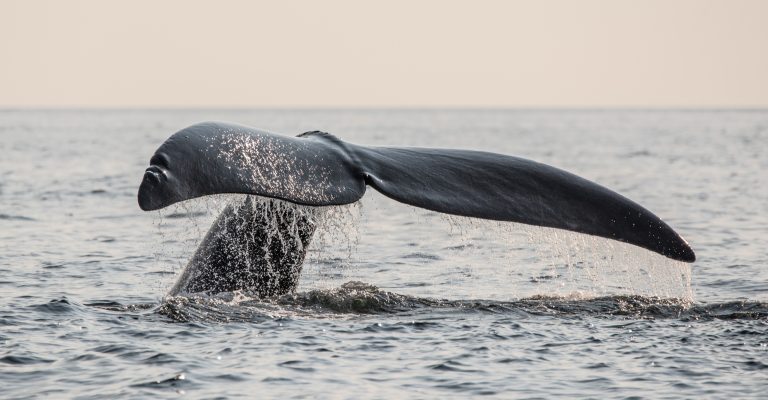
[138,121,695,263]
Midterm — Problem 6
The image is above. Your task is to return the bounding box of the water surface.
[1,109,766,398]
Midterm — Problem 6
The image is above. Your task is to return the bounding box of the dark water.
[1,109,766,398]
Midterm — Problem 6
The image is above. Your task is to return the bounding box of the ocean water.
[1,109,766,399]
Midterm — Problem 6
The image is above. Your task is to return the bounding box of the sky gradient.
[2,0,767,108]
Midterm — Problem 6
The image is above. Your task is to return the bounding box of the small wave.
[163,211,209,219]
[152,281,768,323]
[623,149,654,158]
[468,295,768,321]
[131,373,189,390]
[157,281,439,322]
[279,281,441,313]
[0,214,35,221]
[0,354,54,365]
[400,252,442,261]
[85,300,156,313]
[29,298,78,314]
[89,235,117,243]
[142,353,179,365]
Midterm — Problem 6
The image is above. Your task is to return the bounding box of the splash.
[523,225,693,301]
[151,192,694,304]
[299,200,362,291]
[154,282,765,323]
[438,212,693,301]
[168,196,316,297]
[151,194,362,298]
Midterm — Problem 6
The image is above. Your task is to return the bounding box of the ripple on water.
[131,373,190,390]
[0,214,35,221]
[4,110,768,399]
[143,281,768,324]
[0,354,55,365]
[142,353,180,365]
[28,298,79,314]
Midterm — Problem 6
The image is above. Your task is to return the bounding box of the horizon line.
[1,105,768,112]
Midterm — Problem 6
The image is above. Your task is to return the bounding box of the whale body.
[139,121,695,296]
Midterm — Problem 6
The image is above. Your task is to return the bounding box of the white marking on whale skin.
[211,128,336,204]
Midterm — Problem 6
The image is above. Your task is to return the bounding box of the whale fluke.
[139,121,695,263]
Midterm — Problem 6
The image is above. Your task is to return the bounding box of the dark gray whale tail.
[139,121,695,265]
[168,197,316,298]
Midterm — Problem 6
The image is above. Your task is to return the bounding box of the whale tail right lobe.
[347,143,695,262]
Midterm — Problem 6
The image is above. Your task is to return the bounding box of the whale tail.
[349,144,695,262]
[169,196,316,297]
[138,122,695,262]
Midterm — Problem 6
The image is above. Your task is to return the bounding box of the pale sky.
[1,0,767,108]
